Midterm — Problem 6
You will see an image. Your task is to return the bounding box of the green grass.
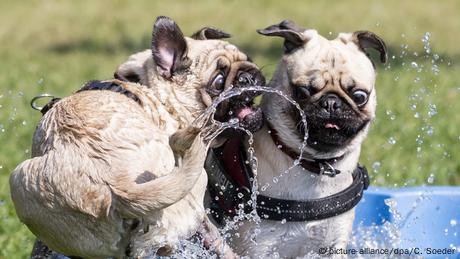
[0,0,459,257]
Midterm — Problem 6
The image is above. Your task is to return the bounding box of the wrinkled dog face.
[115,17,265,133]
[186,34,266,133]
[259,20,387,153]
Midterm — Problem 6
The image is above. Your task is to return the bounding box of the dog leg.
[169,126,201,159]
[110,130,208,218]
[199,216,239,259]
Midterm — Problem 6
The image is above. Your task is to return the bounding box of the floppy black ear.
[353,31,388,64]
[151,16,190,79]
[257,20,306,53]
[191,27,231,40]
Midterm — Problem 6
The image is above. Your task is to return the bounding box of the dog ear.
[352,31,388,64]
[191,27,231,40]
[151,16,190,79]
[257,20,306,53]
[114,50,152,84]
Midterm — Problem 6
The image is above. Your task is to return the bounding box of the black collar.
[267,122,343,177]
[205,136,369,223]
[254,165,369,221]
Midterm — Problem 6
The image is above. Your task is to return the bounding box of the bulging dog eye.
[352,90,368,107]
[211,73,225,91]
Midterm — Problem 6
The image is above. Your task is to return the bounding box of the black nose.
[237,71,255,86]
[319,94,342,113]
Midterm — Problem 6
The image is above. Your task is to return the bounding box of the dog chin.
[299,118,369,153]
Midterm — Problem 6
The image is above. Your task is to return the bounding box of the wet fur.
[9,18,257,258]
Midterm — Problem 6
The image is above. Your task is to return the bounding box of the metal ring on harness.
[319,162,341,177]
[30,94,55,111]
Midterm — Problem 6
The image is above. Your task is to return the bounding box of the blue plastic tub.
[354,187,460,258]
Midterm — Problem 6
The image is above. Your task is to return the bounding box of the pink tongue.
[236,107,254,120]
[325,123,340,130]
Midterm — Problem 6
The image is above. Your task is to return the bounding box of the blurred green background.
[0,0,459,257]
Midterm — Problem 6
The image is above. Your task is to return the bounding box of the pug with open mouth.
[205,20,387,257]
[10,16,264,258]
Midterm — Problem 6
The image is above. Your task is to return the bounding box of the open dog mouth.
[227,95,263,133]
[211,89,264,134]
[210,68,265,134]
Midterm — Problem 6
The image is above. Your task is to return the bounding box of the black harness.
[205,131,369,223]
[32,80,142,115]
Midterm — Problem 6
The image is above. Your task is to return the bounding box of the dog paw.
[169,126,202,156]
[200,123,225,144]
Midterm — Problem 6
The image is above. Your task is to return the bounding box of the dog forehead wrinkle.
[329,42,376,87]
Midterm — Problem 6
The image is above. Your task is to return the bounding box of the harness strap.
[205,136,369,222]
[33,80,141,115]
[252,165,369,221]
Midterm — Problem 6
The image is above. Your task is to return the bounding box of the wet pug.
[10,16,264,258]
[229,20,387,257]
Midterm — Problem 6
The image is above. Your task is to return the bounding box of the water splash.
[185,85,309,255]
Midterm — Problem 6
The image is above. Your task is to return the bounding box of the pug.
[216,20,387,257]
[10,16,264,258]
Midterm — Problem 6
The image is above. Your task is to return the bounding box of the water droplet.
[450,219,457,226]
[426,126,434,136]
[22,120,27,126]
[261,183,269,191]
[388,137,396,145]
[214,196,219,201]
[427,173,435,184]
[386,110,396,120]
[237,192,244,199]
[228,118,239,125]
[414,112,420,118]
[384,198,402,221]
[431,64,440,75]
[428,103,437,117]
[416,135,423,145]
[372,161,381,174]
[272,177,278,183]
[411,62,418,68]
[281,219,286,224]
